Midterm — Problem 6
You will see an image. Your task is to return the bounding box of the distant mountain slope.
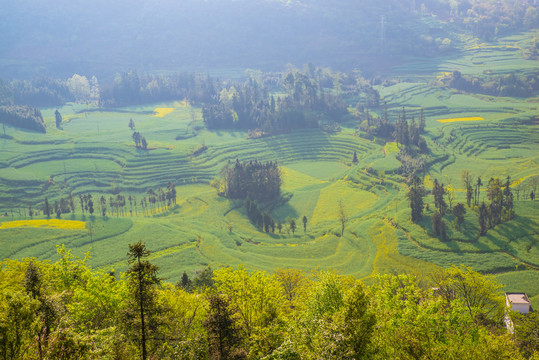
[0,0,536,79]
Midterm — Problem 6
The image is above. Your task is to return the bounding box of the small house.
[505,292,532,314]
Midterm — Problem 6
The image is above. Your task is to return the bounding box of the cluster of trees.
[1,246,537,360]
[442,70,539,98]
[132,131,148,150]
[218,159,281,202]
[0,75,99,107]
[99,71,217,107]
[408,171,520,240]
[0,105,46,133]
[243,198,307,235]
[203,67,380,135]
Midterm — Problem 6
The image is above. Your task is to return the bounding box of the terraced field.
[1,31,538,308]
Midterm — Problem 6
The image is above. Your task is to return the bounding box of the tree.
[352,151,358,164]
[478,202,488,236]
[486,177,503,226]
[302,215,308,233]
[204,294,246,360]
[433,266,505,326]
[407,176,425,223]
[431,211,443,237]
[125,242,161,360]
[55,109,62,129]
[446,184,455,211]
[290,219,296,234]
[141,137,148,150]
[461,170,473,208]
[179,271,192,292]
[475,176,483,206]
[432,178,447,216]
[43,198,51,218]
[24,261,44,359]
[129,118,135,130]
[338,200,347,236]
[453,203,466,230]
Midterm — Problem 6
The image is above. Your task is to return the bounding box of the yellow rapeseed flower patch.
[153,108,174,117]
[383,142,400,155]
[437,116,484,123]
[0,219,86,230]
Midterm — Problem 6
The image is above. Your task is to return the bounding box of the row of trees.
[37,184,177,219]
[441,70,539,98]
[1,246,537,360]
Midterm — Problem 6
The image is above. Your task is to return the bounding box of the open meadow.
[1,31,538,308]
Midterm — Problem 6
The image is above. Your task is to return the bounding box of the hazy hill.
[0,0,452,79]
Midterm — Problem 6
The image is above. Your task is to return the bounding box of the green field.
[1,32,538,308]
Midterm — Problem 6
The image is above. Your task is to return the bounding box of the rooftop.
[505,293,531,305]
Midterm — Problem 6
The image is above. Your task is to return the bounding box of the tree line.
[29,184,177,220]
[441,70,539,98]
[203,66,380,135]
[0,105,46,133]
[1,245,537,360]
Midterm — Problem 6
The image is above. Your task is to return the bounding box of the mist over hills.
[1,0,452,79]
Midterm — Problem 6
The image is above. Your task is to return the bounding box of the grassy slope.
[0,32,537,307]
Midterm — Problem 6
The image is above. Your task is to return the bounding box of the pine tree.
[55,109,62,129]
[204,295,246,360]
[407,176,426,223]
[302,215,308,233]
[124,242,162,360]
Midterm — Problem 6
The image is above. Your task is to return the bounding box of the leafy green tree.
[192,266,215,290]
[513,311,539,358]
[129,118,135,130]
[433,266,505,326]
[302,216,307,233]
[124,241,162,360]
[352,151,358,164]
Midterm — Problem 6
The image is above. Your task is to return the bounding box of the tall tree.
[302,215,308,233]
[55,109,62,129]
[432,178,447,216]
[43,197,51,218]
[203,294,246,360]
[475,176,483,207]
[461,170,473,207]
[453,203,466,230]
[407,176,426,223]
[478,202,488,236]
[125,242,161,360]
